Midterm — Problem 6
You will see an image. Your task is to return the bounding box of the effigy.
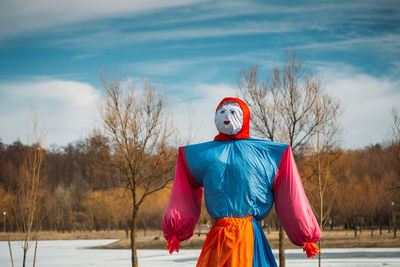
[162,97,321,267]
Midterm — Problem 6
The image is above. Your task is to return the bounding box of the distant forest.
[0,133,399,236]
[0,135,172,234]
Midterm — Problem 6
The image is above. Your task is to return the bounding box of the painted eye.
[220,110,225,114]
[230,110,235,114]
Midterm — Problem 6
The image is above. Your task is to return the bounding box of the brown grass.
[1,229,399,249]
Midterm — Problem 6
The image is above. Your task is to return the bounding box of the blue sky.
[0,0,399,148]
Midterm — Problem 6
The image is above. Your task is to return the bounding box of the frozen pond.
[1,239,400,266]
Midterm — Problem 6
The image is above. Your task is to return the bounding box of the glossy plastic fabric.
[273,146,321,246]
[184,138,287,220]
[161,147,203,254]
[163,138,321,260]
[196,216,254,267]
[252,218,277,267]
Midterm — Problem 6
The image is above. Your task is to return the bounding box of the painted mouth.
[224,121,230,125]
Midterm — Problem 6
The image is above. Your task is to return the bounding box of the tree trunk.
[318,240,322,267]
[393,210,397,238]
[354,224,357,238]
[317,127,322,267]
[198,223,201,237]
[33,239,38,267]
[8,236,14,267]
[279,224,285,267]
[131,207,138,267]
[319,199,322,267]
[23,247,27,267]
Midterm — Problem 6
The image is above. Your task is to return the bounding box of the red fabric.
[166,236,180,254]
[162,147,204,254]
[272,146,321,247]
[214,97,250,141]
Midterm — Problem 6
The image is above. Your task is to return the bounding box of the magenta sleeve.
[273,146,321,247]
[161,147,203,254]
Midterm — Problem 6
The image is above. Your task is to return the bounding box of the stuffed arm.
[273,145,321,258]
[162,147,203,254]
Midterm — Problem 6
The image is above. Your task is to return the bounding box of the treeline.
[0,135,170,233]
[304,143,399,235]
[256,143,399,236]
[0,136,399,234]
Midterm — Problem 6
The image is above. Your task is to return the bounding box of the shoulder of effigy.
[182,140,222,151]
[234,138,289,151]
[181,139,289,155]
[180,140,230,158]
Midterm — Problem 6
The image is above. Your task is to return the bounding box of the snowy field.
[1,239,400,267]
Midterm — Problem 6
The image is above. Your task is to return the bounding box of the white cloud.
[2,0,398,44]
[0,0,205,40]
[0,77,101,146]
[126,60,191,77]
[49,21,296,49]
[320,63,400,148]
[297,33,400,53]
[123,51,277,77]
[0,0,333,41]
[132,21,295,42]
[129,1,399,30]
[0,77,236,146]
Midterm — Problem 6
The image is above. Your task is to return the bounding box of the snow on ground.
[1,240,400,267]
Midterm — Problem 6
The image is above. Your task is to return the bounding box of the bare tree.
[239,48,341,267]
[313,95,341,267]
[12,115,46,267]
[389,107,400,237]
[389,107,400,183]
[98,74,176,267]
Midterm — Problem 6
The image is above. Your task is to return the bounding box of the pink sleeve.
[272,146,321,257]
[162,147,203,254]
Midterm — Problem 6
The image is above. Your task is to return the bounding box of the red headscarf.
[214,97,250,141]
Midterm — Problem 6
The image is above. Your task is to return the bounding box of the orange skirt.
[196,216,254,267]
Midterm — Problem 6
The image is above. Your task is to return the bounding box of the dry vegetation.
[3,229,398,250]
[0,105,399,251]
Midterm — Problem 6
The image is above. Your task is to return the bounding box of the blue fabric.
[184,138,287,220]
[252,218,277,267]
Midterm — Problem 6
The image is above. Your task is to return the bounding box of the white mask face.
[214,102,243,135]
